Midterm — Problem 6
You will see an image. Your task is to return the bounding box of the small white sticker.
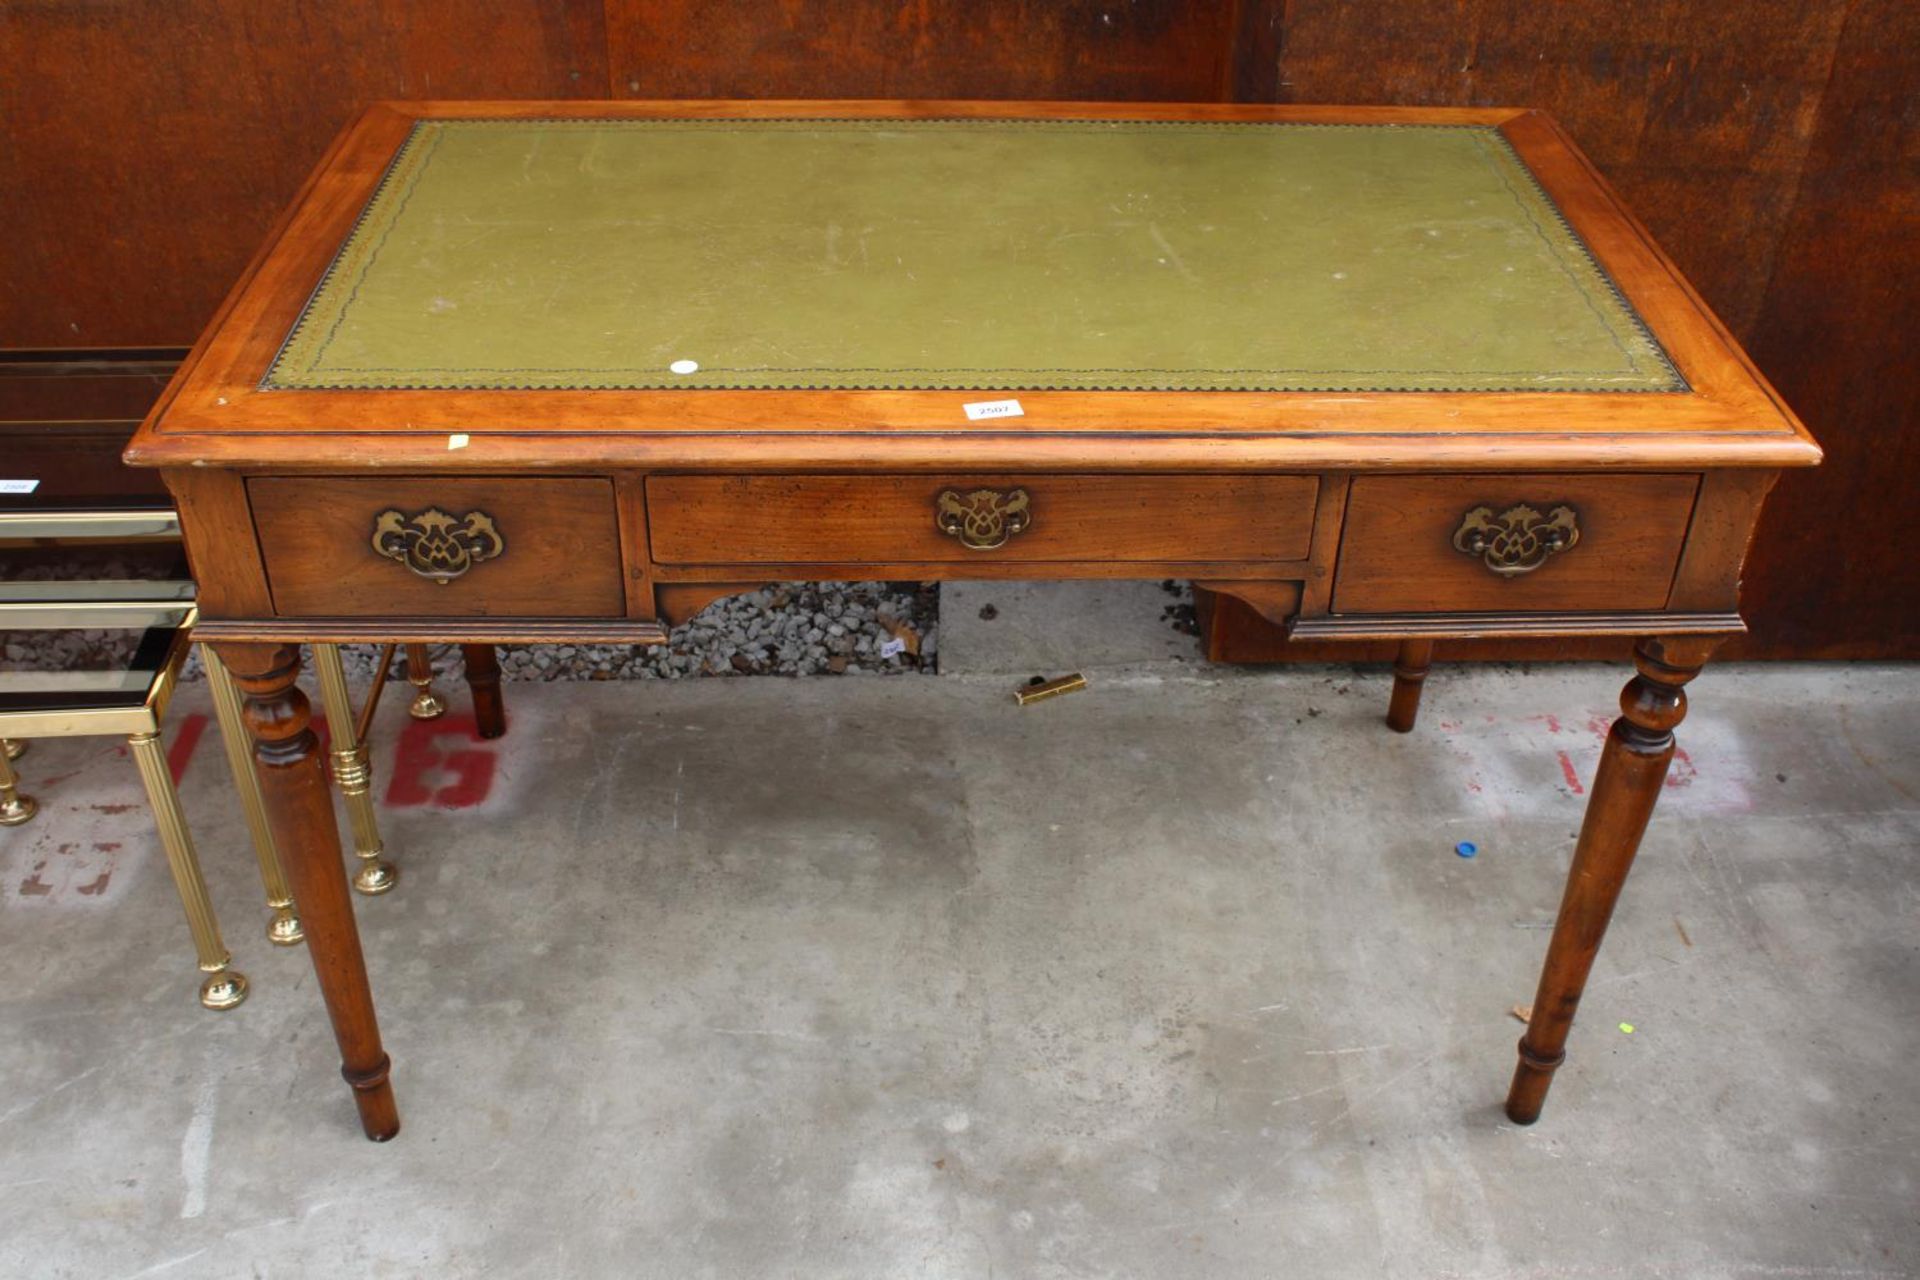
[669,359,700,375]
[0,479,41,494]
[447,433,470,451]
[963,399,1024,421]
[878,637,907,659]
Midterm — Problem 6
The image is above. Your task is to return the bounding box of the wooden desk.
[127,101,1820,1141]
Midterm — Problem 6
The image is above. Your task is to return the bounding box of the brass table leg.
[215,642,397,1139]
[1386,639,1436,733]
[4,737,24,760]
[404,644,446,720]
[203,647,305,945]
[1506,635,1718,1124]
[127,730,248,1010]
[313,644,397,896]
[0,742,37,825]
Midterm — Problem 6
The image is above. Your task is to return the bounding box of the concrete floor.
[1,653,1916,1277]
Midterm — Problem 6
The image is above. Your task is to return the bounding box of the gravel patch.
[2,579,939,685]
[496,580,937,681]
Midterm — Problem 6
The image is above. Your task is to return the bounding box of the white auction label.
[963,399,1024,421]
[0,479,41,494]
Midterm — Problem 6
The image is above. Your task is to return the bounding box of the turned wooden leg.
[1386,639,1435,733]
[1505,634,1719,1124]
[460,643,507,740]
[216,642,399,1141]
[404,644,446,720]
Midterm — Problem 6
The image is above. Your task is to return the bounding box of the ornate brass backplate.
[1451,503,1580,576]
[370,508,505,584]
[936,488,1033,551]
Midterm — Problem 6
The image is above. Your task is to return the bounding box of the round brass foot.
[0,791,37,826]
[200,968,249,1011]
[3,738,25,760]
[407,688,447,720]
[353,859,399,895]
[266,907,306,946]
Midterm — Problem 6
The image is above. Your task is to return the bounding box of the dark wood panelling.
[1735,0,1920,658]
[1263,2,1851,335]
[606,2,1238,101]
[0,1,607,347]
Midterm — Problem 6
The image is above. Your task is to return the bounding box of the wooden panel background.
[1,1,1911,656]
[0,1,609,346]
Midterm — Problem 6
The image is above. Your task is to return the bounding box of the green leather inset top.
[266,119,1682,393]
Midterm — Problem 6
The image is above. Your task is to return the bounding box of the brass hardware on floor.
[936,487,1032,550]
[314,643,398,896]
[371,507,505,583]
[1014,672,1088,706]
[1452,503,1580,576]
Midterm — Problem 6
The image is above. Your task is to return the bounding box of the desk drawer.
[249,476,624,617]
[1333,473,1698,613]
[647,475,1318,565]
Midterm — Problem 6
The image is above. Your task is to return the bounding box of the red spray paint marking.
[1556,749,1586,794]
[1576,719,1698,790]
[191,709,499,808]
[385,713,496,809]
[166,713,209,784]
[1666,745,1696,788]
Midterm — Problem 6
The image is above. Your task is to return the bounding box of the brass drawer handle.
[1451,503,1579,576]
[936,487,1032,551]
[370,507,505,584]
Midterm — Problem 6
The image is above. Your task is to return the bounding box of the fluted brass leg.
[313,643,396,896]
[127,731,248,1010]
[404,644,446,720]
[3,737,25,760]
[0,743,36,826]
[203,647,304,945]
